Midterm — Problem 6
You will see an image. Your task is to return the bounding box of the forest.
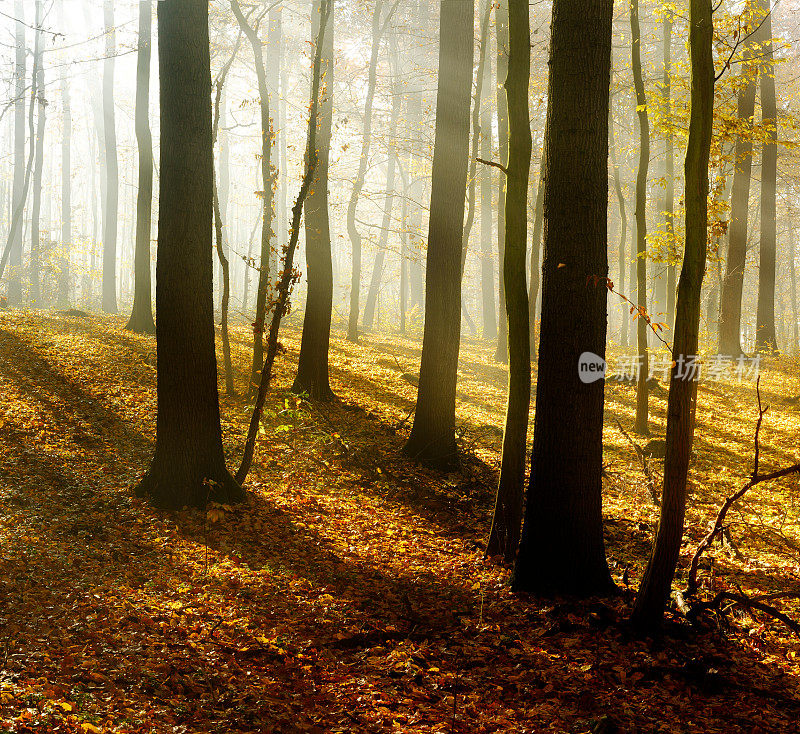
[1,0,800,731]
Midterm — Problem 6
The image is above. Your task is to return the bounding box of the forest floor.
[0,310,799,733]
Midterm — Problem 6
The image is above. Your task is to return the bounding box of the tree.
[402,0,474,468]
[29,0,46,307]
[126,0,156,334]
[513,0,615,596]
[57,0,72,308]
[631,0,714,632]
[662,10,676,330]
[494,0,509,364]
[631,0,650,435]
[480,16,497,341]
[755,0,778,353]
[293,0,336,401]
[718,31,757,356]
[486,0,531,562]
[8,0,26,306]
[231,0,276,394]
[135,0,245,510]
[102,0,119,314]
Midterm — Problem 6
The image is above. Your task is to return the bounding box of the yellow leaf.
[81,725,103,734]
[57,702,73,712]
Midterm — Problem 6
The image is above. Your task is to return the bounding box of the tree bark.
[486,0,531,562]
[512,0,615,596]
[102,0,118,314]
[126,0,156,334]
[293,0,336,401]
[631,0,713,632]
[402,0,473,468]
[631,0,650,435]
[135,0,245,510]
[718,33,757,355]
[755,0,778,353]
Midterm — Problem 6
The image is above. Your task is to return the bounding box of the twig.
[476,157,508,175]
[614,417,660,506]
[691,590,800,638]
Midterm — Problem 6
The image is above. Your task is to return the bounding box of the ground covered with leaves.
[0,311,799,733]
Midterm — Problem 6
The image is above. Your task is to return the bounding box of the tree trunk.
[57,0,72,308]
[126,0,156,334]
[231,0,276,394]
[528,163,543,350]
[480,21,497,341]
[29,1,45,307]
[512,0,615,597]
[7,0,26,306]
[486,0,531,562]
[494,0,509,364]
[631,0,713,632]
[755,0,778,353]
[663,11,676,330]
[402,0,473,468]
[631,0,650,435]
[347,0,397,342]
[135,0,245,510]
[609,101,628,345]
[293,0,335,401]
[102,0,118,314]
[718,35,757,355]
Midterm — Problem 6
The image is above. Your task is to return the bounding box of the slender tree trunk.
[127,0,156,334]
[136,0,245,510]
[494,0,509,363]
[609,102,628,345]
[486,0,531,562]
[480,36,497,341]
[102,0,118,313]
[402,0,473,468]
[7,0,26,305]
[631,0,713,632]
[231,0,276,394]
[399,159,410,335]
[528,164,543,350]
[631,0,650,435]
[755,0,778,353]
[718,35,757,355]
[789,215,799,354]
[57,0,72,308]
[29,2,45,307]
[347,0,398,342]
[293,0,335,401]
[513,0,615,596]
[663,12,676,330]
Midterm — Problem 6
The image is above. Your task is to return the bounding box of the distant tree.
[718,29,757,356]
[102,0,118,314]
[57,0,72,308]
[486,0,531,562]
[126,0,156,335]
[662,10,676,330]
[480,30,497,341]
[231,0,276,395]
[631,0,650,435]
[29,0,46,306]
[494,0,509,364]
[136,0,245,510]
[631,0,714,632]
[755,0,778,353]
[8,0,26,306]
[293,0,336,401]
[513,0,615,596]
[403,0,474,467]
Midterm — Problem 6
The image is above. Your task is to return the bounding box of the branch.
[691,591,800,638]
[476,157,508,175]
[614,417,660,506]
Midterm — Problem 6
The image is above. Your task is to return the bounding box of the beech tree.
[136,0,245,510]
[102,0,118,314]
[513,0,615,596]
[403,0,474,467]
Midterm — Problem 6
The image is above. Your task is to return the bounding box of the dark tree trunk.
[494,0,509,364]
[403,0,473,468]
[631,0,650,435]
[135,0,245,510]
[293,0,335,401]
[513,0,615,596]
[486,0,531,562]
[755,0,778,353]
[127,0,156,334]
[718,36,757,355]
[631,0,713,632]
[102,0,118,314]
